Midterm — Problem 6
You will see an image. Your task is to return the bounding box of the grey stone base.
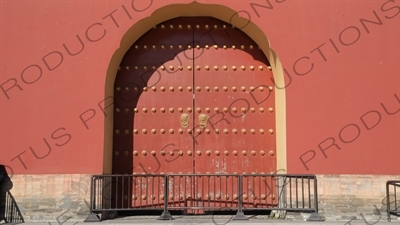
[6,174,400,222]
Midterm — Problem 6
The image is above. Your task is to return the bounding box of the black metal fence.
[167,174,240,211]
[386,180,400,222]
[85,173,320,222]
[0,191,24,224]
[241,174,318,212]
[88,174,166,212]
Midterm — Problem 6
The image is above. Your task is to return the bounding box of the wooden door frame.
[103,2,287,175]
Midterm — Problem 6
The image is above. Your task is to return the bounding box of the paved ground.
[10,220,400,225]
[4,215,399,225]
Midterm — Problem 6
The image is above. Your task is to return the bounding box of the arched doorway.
[112,16,276,210]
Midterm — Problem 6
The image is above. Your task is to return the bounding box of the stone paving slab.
[3,215,399,225]
[7,221,400,225]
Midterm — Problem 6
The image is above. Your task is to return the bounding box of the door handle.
[181,113,189,128]
[199,114,208,128]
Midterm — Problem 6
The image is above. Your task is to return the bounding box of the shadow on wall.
[0,164,24,224]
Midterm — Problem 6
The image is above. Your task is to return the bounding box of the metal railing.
[1,191,24,224]
[241,174,318,212]
[167,174,239,211]
[88,174,166,212]
[386,180,400,222]
[85,173,320,222]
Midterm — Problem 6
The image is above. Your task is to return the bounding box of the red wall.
[0,0,399,175]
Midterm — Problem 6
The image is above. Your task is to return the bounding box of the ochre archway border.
[103,2,287,174]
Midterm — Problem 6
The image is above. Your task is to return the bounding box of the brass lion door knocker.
[199,114,208,128]
[180,113,189,128]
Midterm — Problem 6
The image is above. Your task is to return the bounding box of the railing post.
[157,175,174,220]
[84,176,101,222]
[233,175,248,220]
[386,181,391,222]
[9,195,14,223]
[277,175,287,217]
[306,175,324,221]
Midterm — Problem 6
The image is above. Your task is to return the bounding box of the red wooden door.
[113,18,195,208]
[192,18,276,174]
[192,18,277,209]
[112,17,276,210]
[113,18,195,176]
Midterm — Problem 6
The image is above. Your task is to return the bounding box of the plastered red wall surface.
[0,0,399,175]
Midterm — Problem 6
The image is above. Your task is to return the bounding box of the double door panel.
[112,17,276,209]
